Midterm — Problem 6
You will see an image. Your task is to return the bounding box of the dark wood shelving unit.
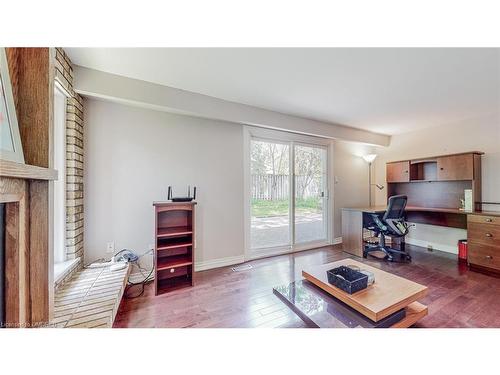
[153,202,196,295]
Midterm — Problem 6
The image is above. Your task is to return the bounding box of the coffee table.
[273,258,428,328]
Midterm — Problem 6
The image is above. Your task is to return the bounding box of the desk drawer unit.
[467,222,500,246]
[468,214,500,225]
[468,214,500,272]
[468,243,500,270]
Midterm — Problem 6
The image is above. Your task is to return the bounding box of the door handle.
[320,192,325,198]
[485,233,493,237]
[485,255,493,260]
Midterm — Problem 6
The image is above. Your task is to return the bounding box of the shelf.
[407,179,436,183]
[157,277,193,294]
[154,201,196,295]
[157,226,193,238]
[390,179,473,184]
[0,159,58,181]
[157,255,193,270]
[157,239,193,251]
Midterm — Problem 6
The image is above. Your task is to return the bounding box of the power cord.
[85,248,154,299]
[123,248,154,299]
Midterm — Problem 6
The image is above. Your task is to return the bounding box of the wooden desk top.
[302,259,428,322]
[342,205,500,217]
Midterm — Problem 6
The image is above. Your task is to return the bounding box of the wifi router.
[167,185,197,202]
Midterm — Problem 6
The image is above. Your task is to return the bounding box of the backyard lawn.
[251,198,321,217]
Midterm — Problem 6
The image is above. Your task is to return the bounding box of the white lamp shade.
[362,154,377,163]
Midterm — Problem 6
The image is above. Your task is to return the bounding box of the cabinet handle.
[485,255,493,260]
[170,268,175,273]
[485,218,493,222]
[440,167,444,170]
[485,233,493,237]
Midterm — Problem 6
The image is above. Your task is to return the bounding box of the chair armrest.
[385,218,409,236]
[370,213,388,232]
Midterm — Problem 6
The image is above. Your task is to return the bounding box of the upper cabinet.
[386,152,481,184]
[386,161,410,183]
[436,154,474,181]
[386,152,483,210]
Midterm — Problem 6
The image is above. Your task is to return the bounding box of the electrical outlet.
[106,241,115,254]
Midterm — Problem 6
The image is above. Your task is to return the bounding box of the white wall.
[332,140,374,238]
[373,113,500,253]
[84,98,245,268]
[84,97,371,268]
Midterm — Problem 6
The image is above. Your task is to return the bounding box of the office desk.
[341,205,500,258]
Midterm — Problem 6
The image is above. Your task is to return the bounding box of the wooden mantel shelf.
[0,159,57,181]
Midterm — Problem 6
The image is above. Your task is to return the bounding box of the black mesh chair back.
[383,195,407,221]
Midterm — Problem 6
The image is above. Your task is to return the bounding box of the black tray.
[327,266,368,294]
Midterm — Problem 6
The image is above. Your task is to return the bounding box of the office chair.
[363,195,412,262]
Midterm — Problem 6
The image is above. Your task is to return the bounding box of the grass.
[251,198,321,217]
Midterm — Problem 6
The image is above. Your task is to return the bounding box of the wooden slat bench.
[51,264,130,328]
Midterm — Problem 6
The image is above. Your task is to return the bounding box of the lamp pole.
[362,154,378,207]
[368,162,372,207]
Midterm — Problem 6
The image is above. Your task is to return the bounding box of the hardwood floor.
[114,244,500,328]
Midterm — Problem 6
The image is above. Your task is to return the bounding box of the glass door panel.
[250,140,291,249]
[294,144,327,244]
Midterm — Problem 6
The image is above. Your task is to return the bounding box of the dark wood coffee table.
[273,259,428,328]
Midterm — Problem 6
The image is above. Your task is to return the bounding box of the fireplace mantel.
[0,159,57,181]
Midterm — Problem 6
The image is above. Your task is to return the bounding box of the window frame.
[53,83,68,266]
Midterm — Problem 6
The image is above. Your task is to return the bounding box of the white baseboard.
[133,240,344,277]
[405,237,458,254]
[194,255,246,272]
[129,255,246,279]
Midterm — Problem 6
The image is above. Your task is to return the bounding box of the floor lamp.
[362,154,384,206]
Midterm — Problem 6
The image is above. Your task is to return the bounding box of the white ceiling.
[65,48,500,136]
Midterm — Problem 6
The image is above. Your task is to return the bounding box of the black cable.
[124,259,154,299]
[84,248,154,299]
[127,263,154,286]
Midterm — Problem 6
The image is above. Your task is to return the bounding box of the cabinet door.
[437,154,473,181]
[386,161,410,183]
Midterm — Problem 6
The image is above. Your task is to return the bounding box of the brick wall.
[54,48,85,264]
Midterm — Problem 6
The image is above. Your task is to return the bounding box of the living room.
[1,2,499,375]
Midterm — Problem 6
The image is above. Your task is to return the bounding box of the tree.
[295,146,322,199]
[251,141,289,200]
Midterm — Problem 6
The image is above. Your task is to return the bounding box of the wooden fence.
[252,174,321,200]
[252,174,289,200]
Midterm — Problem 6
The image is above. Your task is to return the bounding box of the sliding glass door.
[250,139,291,249]
[250,138,329,254]
[294,144,328,244]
